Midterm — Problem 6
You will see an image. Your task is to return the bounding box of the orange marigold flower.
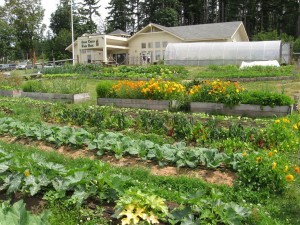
[294,166,300,173]
[268,151,274,157]
[286,174,295,182]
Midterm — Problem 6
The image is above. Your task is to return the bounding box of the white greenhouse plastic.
[164,41,282,66]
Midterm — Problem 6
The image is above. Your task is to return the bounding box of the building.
[66,21,249,65]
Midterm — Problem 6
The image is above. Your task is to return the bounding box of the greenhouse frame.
[164,41,290,66]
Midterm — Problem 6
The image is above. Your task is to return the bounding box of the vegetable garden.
[0,64,299,225]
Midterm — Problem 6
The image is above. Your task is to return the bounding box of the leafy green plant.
[169,189,251,225]
[0,200,50,225]
[96,80,116,98]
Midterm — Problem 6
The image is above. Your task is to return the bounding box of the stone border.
[21,92,90,103]
[190,102,292,117]
[0,90,22,97]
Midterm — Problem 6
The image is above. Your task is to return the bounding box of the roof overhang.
[128,23,184,42]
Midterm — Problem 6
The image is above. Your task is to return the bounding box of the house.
[66,21,249,65]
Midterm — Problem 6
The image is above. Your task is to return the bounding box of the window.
[141,43,146,48]
[81,50,86,54]
[155,42,160,48]
[148,42,153,48]
[162,41,168,48]
[155,50,161,61]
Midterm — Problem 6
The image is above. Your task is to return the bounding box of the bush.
[96,80,116,97]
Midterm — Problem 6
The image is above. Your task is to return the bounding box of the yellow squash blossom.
[24,169,30,177]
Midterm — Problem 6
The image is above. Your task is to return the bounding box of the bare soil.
[0,135,236,186]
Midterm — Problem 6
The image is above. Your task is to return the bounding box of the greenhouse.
[164,41,285,66]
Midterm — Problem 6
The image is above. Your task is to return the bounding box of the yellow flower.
[282,118,290,123]
[294,166,300,173]
[24,169,30,177]
[274,119,280,124]
[274,149,278,153]
[285,174,295,182]
[242,152,247,157]
[284,165,289,172]
[272,162,277,170]
[256,156,262,163]
[268,151,273,157]
[293,124,298,130]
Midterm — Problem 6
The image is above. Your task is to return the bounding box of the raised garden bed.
[97,98,171,110]
[190,102,293,117]
[0,89,21,97]
[21,92,90,103]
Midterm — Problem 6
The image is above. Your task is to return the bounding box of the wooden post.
[294,94,299,113]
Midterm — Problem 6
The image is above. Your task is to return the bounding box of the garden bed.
[190,102,292,117]
[0,89,21,97]
[97,98,171,110]
[21,92,90,103]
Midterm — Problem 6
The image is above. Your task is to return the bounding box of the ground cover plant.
[187,64,297,79]
[0,73,23,90]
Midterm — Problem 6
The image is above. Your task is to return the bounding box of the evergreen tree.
[78,0,100,33]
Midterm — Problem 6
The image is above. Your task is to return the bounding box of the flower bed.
[21,92,90,103]
[97,79,293,116]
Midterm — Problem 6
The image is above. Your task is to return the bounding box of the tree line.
[0,0,300,63]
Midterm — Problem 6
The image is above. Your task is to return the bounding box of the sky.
[0,0,109,30]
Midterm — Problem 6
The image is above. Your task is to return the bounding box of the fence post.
[294,93,299,113]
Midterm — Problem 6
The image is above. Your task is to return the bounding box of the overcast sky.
[0,0,109,29]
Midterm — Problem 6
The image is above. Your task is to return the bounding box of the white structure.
[164,41,285,66]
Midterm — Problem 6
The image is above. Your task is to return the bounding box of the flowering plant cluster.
[110,79,186,100]
[237,149,300,194]
[189,79,245,106]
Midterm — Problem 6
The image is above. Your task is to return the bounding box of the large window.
[155,42,160,48]
[162,41,168,48]
[141,43,146,48]
[148,42,153,48]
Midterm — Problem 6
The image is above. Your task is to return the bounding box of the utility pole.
[71,0,75,65]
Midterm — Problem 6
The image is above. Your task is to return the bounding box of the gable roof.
[108,29,130,36]
[131,21,248,41]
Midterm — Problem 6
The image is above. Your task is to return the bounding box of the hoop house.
[164,41,282,66]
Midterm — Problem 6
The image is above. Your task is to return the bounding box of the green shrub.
[96,80,116,97]
[42,64,103,75]
[0,73,23,90]
[240,91,293,106]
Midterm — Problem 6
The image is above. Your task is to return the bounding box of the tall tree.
[78,0,101,33]
[0,18,16,62]
[3,0,44,61]
[106,0,130,32]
